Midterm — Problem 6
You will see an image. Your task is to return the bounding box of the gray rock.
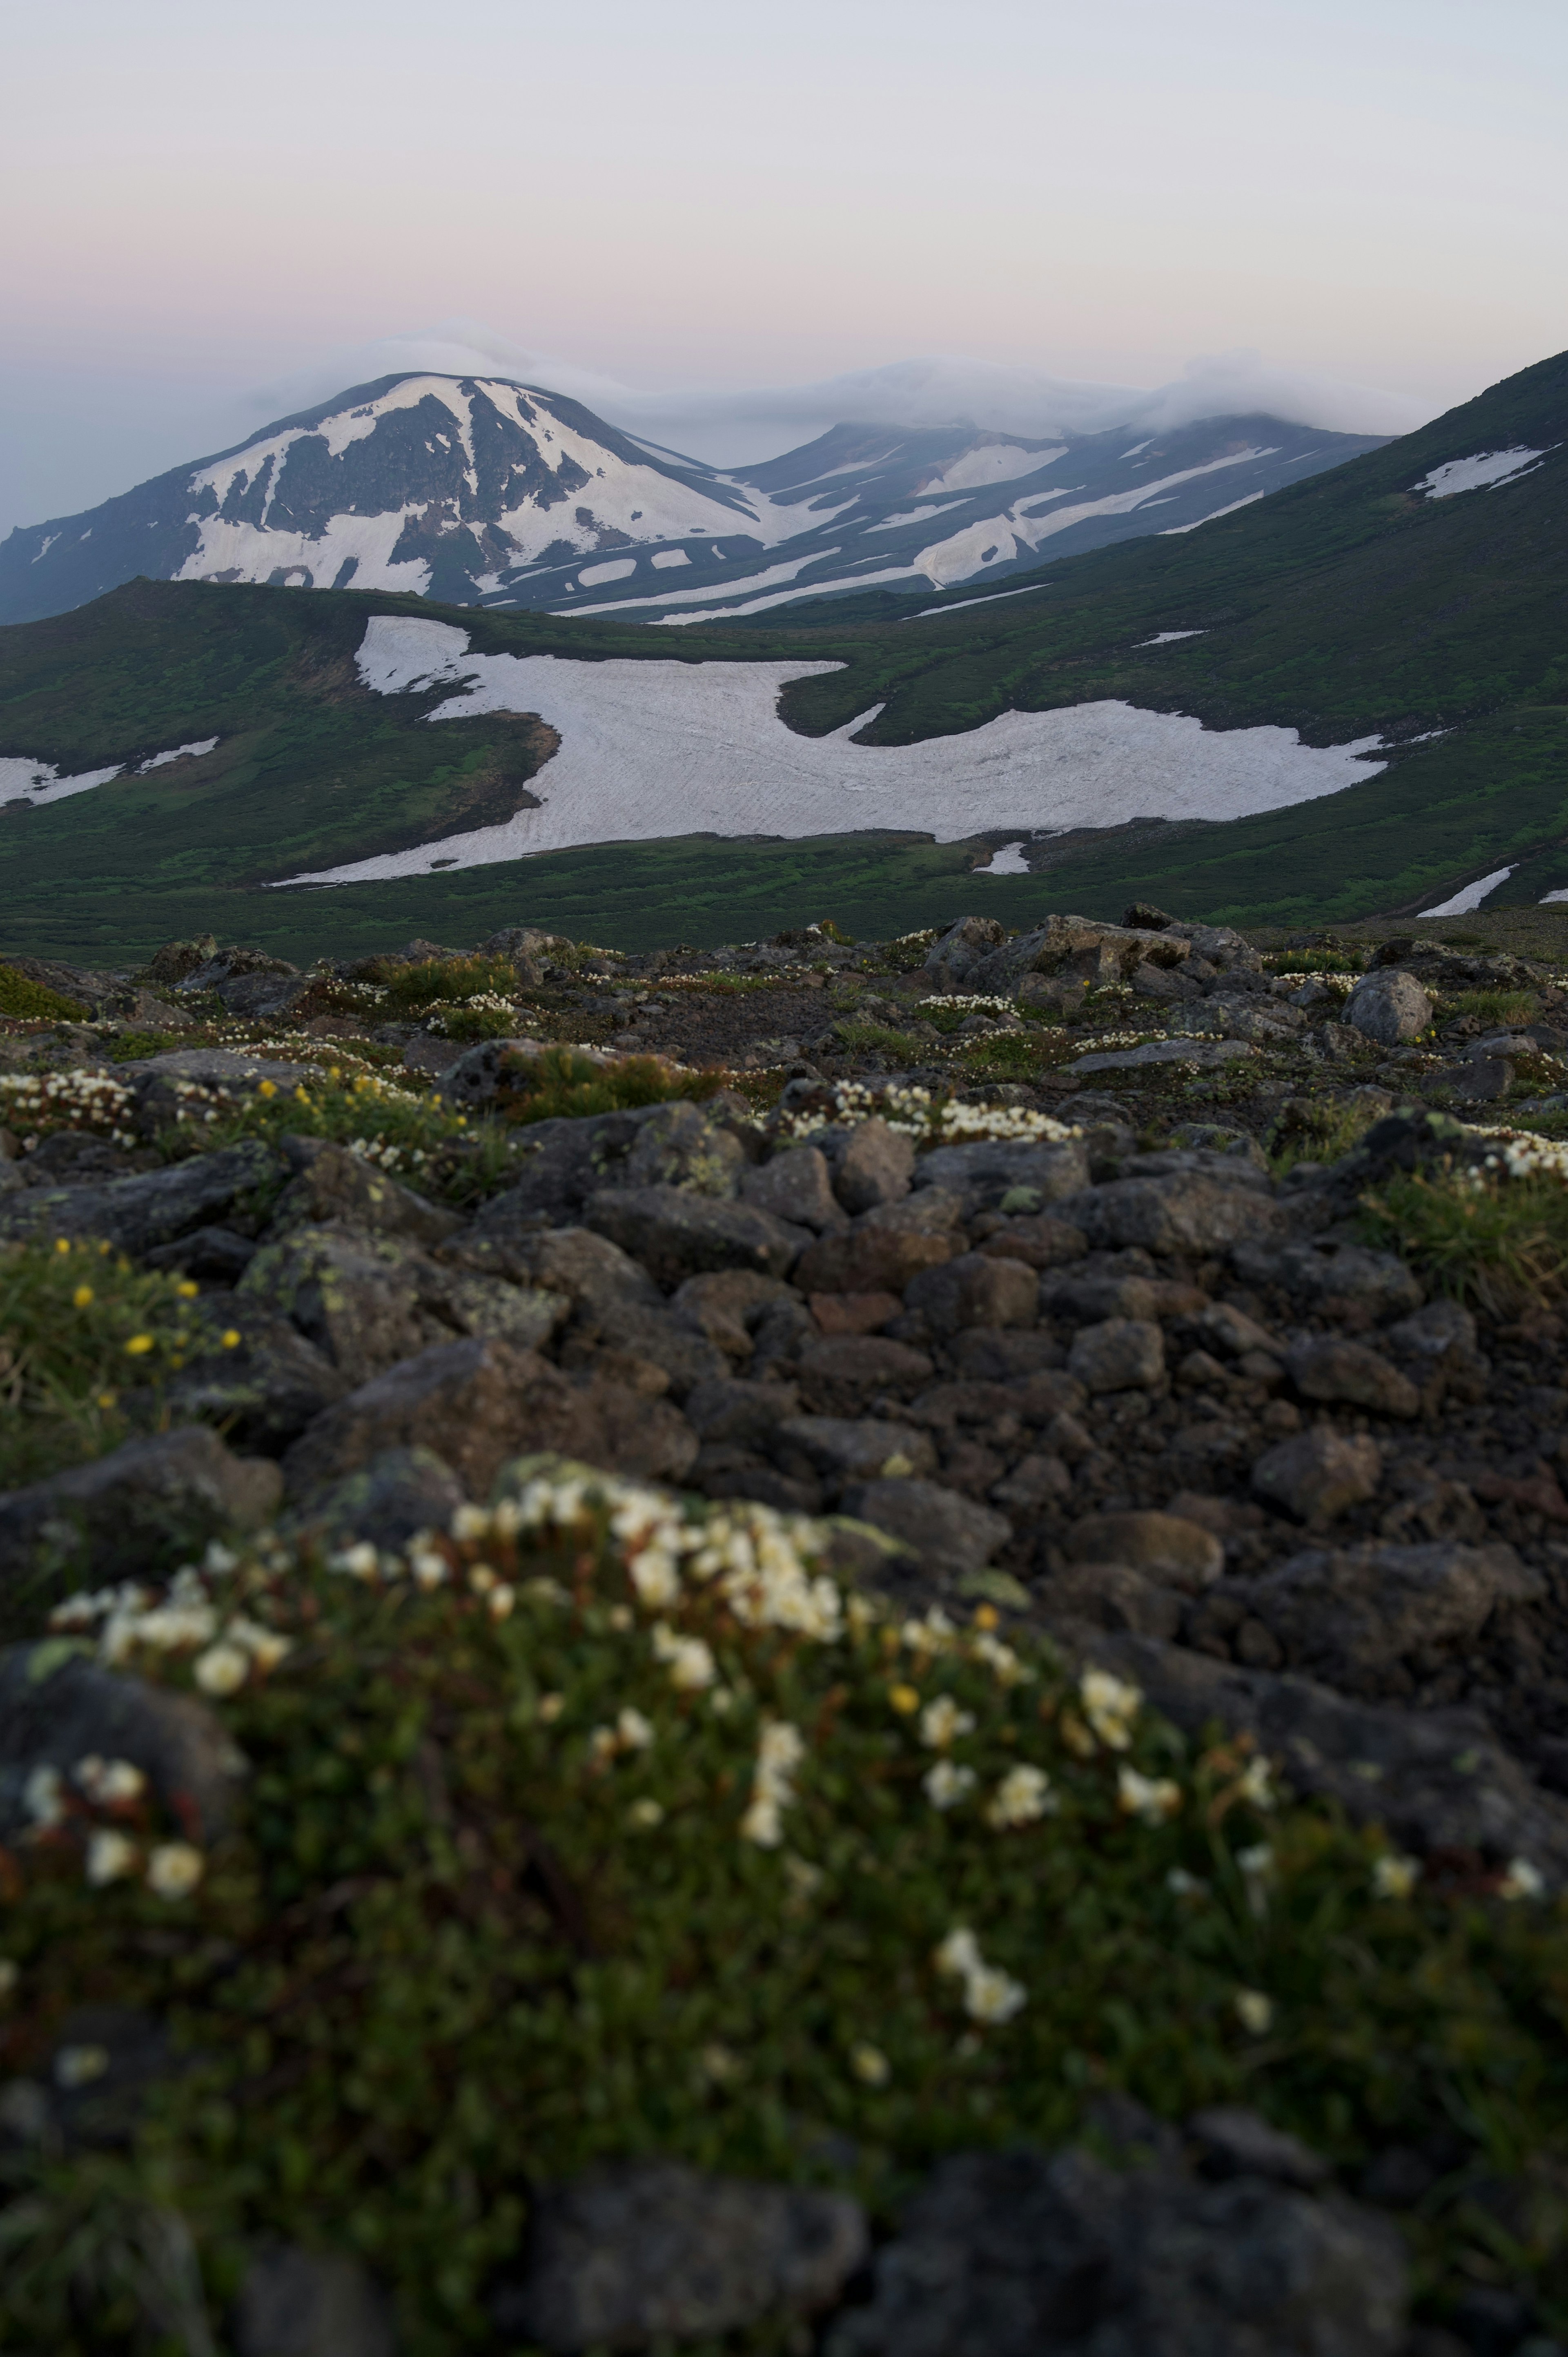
[163,1309,349,1454]
[0,1645,245,1844]
[1251,1430,1383,1525]
[904,1252,1038,1337]
[1083,1632,1568,1882]
[831,1117,916,1212]
[464,1104,682,1224]
[1067,1318,1165,1393]
[740,1145,844,1229]
[280,1447,468,1556]
[494,2159,867,2352]
[1041,1272,1158,1324]
[841,1476,1011,1576]
[239,1226,446,1386]
[922,914,1007,992]
[435,1036,538,1107]
[1385,1299,1477,1363]
[1070,1038,1259,1075]
[1285,1339,1420,1418]
[1231,1238,1424,1319]
[796,1335,936,1410]
[585,1186,808,1286]
[1193,1301,1284,1360]
[282,1339,578,1500]
[265,1143,462,1248]
[685,1378,801,1446]
[1344,970,1432,1046]
[1036,1561,1185,1639]
[772,1414,937,1489]
[450,1223,662,1316]
[1232,1539,1544,1690]
[1066,1510,1224,1591]
[0,1428,283,1632]
[1187,2108,1331,2190]
[623,1101,746,1197]
[1064,1174,1284,1257]
[826,2140,1407,2357]
[1121,1146,1273,1191]
[123,1048,323,1092]
[0,1139,287,1256]
[913,1137,1090,1213]
[143,1224,259,1284]
[235,2244,396,2357]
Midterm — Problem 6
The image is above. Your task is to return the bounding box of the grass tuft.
[1443,988,1539,1026]
[497,1047,721,1125]
[1358,1164,1568,1312]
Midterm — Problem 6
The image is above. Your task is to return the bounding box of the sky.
[2,0,1565,535]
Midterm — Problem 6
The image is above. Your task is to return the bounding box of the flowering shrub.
[0,1070,138,1151]
[496,1046,721,1126]
[3,1461,1565,2348]
[780,1078,1081,1147]
[0,1236,233,1490]
[181,1068,519,1203]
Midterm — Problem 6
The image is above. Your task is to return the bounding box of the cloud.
[244,320,1430,469]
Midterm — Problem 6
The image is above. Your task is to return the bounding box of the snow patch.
[1138,631,1205,647]
[275,617,1388,887]
[1419,867,1514,916]
[922,444,1066,495]
[974,841,1030,874]
[650,549,691,569]
[1159,492,1267,535]
[138,738,218,772]
[1417,447,1553,499]
[915,450,1277,585]
[561,548,841,615]
[1120,441,1155,459]
[904,584,1056,620]
[0,756,122,809]
[578,559,637,586]
[176,506,433,597]
[865,502,966,533]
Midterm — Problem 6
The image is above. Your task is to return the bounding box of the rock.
[922,915,1007,992]
[808,1289,904,1334]
[265,1143,462,1247]
[143,1224,260,1284]
[435,1037,541,1108]
[494,2159,867,2353]
[280,1447,468,1555]
[912,1137,1091,1214]
[1123,1146,1273,1192]
[1065,1174,1284,1257]
[283,1340,578,1500]
[124,1047,323,1095]
[771,1415,937,1490]
[1036,1561,1185,1639]
[1084,1633,1568,1882]
[1066,1510,1224,1591]
[1231,1238,1424,1320]
[841,1477,1011,1577]
[0,1139,287,1257]
[1229,1539,1544,1690]
[831,1118,915,1212]
[904,1252,1038,1337]
[163,1309,349,1453]
[990,1452,1074,1510]
[740,1146,843,1229]
[0,1428,283,1631]
[1251,1430,1383,1525]
[826,2140,1407,2357]
[1344,970,1432,1046]
[584,1186,806,1286]
[795,1222,956,1297]
[465,1104,691,1225]
[623,1100,746,1197]
[234,2244,396,2357]
[1285,1339,1421,1418]
[1385,1299,1478,1364]
[0,1644,245,1843]
[796,1335,935,1412]
[1067,1318,1165,1394]
[1187,2108,1331,2190]
[561,1302,727,1399]
[239,1227,448,1386]
[1070,1038,1258,1075]
[686,1378,801,1447]
[1042,1271,1158,1323]
[451,1223,662,1317]
[977,1215,1089,1270]
[1193,1302,1283,1360]
[670,1269,792,1356]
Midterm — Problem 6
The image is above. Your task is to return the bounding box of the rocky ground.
[6,906,1568,2354]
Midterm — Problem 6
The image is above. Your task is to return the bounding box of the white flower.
[537,1693,565,1723]
[934,1927,983,1981]
[783,1854,823,1902]
[146,1842,205,1899]
[651,1623,717,1690]
[985,1764,1054,1828]
[488,1583,516,1621]
[1234,1988,1274,2035]
[1372,1853,1420,1902]
[74,1756,146,1806]
[1500,1857,1546,1901]
[1166,1866,1208,1898]
[628,1548,682,1609]
[741,1719,805,1845]
[332,1541,381,1581]
[1117,1765,1182,1825]
[227,1616,291,1671]
[86,1829,138,1886]
[409,1548,449,1590]
[55,2043,111,2089]
[1081,1670,1141,1751]
[194,1643,249,1697]
[617,1707,655,1751]
[450,1505,493,1541]
[924,1761,978,1809]
[23,1765,65,1826]
[850,2042,890,2086]
[1236,1755,1276,1811]
[757,1721,805,1777]
[626,1797,664,1829]
[739,1794,784,1847]
[919,1695,976,1749]
[964,1965,1027,2025]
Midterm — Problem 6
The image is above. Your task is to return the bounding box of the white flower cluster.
[49,1562,291,1692]
[346,1136,429,1172]
[779,1079,1080,1149]
[1467,1130,1568,1184]
[933,1101,1079,1144]
[740,1721,805,1846]
[914,994,1019,1015]
[0,1068,138,1148]
[934,1926,1026,2025]
[422,992,519,1036]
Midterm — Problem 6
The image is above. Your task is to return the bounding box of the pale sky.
[2,0,1565,533]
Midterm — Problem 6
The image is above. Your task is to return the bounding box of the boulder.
[912,1137,1090,1213]
[265,1142,462,1247]
[282,1339,576,1499]
[1066,1510,1224,1591]
[234,2245,396,2357]
[163,1309,349,1454]
[794,1222,955,1298]
[1067,1318,1165,1394]
[1064,1174,1283,1257]
[584,1186,807,1286]
[0,1644,245,1844]
[840,1476,1011,1576]
[492,2160,866,2353]
[795,1335,935,1412]
[831,1118,915,1212]
[977,1215,1089,1271]
[771,1414,937,1489]
[1251,1430,1383,1525]
[921,915,1007,992]
[1344,970,1432,1046]
[0,1139,287,1256]
[904,1252,1038,1337]
[1285,1339,1420,1418]
[239,1226,447,1385]
[0,1428,283,1632]
[1231,1238,1424,1320]
[1229,1539,1544,1691]
[686,1378,802,1447]
[827,2136,1406,2357]
[622,1100,747,1197]
[740,1146,844,1229]
[280,1447,468,1556]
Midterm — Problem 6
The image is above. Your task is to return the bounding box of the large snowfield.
[279,617,1388,887]
[1416,447,1552,498]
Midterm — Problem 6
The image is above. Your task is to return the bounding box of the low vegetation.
[496,1046,721,1126]
[5,1467,1567,2352]
[0,963,89,1024]
[1360,1159,1568,1312]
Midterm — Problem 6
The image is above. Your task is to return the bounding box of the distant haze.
[2,0,1564,535]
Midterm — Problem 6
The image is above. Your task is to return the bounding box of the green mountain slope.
[0,351,1564,961]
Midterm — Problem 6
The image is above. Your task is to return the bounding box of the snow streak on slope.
[911,448,1277,586]
[279,618,1387,887]
[0,738,218,809]
[1416,447,1554,498]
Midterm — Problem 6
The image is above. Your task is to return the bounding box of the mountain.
[0,347,1562,962]
[0,372,1385,629]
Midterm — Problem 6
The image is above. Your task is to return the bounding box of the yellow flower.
[889,1683,920,1715]
[54,1236,71,1254]
[257,1079,276,1098]
[122,1333,155,1356]
[971,1603,1000,1631]
[96,1390,117,1409]
[221,1329,241,1349]
[72,1284,94,1308]
[176,1280,200,1299]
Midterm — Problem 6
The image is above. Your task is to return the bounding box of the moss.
[0,962,89,1023]
[6,1464,1568,2350]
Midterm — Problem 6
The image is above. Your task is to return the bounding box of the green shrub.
[0,963,89,1023]
[831,1021,920,1059]
[5,1463,1567,2351]
[1443,988,1539,1027]
[497,1046,719,1125]
[1359,1159,1568,1313]
[1268,1093,1388,1176]
[960,1031,1047,1080]
[183,1068,519,1205]
[0,1236,219,1489]
[107,1030,180,1063]
[363,953,519,1016]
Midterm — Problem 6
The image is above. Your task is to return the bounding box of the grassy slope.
[0,350,1564,959]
